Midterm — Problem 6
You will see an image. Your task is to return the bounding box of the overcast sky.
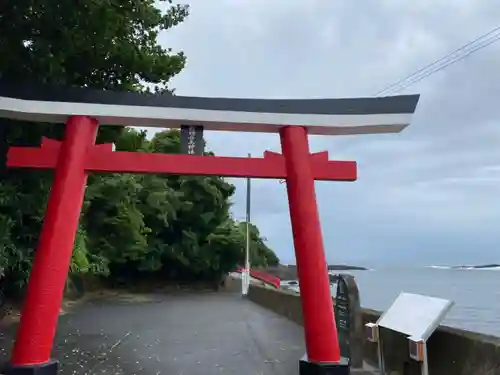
[154,1,500,267]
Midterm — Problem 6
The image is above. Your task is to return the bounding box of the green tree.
[0,1,280,292]
[0,0,189,290]
[116,129,241,281]
[238,222,280,267]
[0,0,188,89]
[86,128,279,283]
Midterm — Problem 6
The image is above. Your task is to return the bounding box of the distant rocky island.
[451,264,500,269]
[262,264,367,280]
[327,264,367,271]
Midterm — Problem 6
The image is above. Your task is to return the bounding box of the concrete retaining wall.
[222,275,243,293]
[248,282,305,325]
[246,283,500,375]
[361,309,500,375]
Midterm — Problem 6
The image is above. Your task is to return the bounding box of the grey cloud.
[155,0,500,266]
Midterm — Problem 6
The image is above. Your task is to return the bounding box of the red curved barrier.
[235,267,281,289]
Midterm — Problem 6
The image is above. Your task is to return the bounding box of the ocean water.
[339,267,500,336]
[283,267,500,336]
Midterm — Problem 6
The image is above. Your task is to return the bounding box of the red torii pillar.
[5,117,356,375]
[280,126,345,367]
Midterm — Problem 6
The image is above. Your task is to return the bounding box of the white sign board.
[377,292,454,341]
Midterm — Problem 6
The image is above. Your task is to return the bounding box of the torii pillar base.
[3,360,58,375]
[300,356,350,375]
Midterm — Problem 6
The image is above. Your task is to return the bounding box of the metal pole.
[242,153,251,296]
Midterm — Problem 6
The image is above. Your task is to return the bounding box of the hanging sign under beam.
[180,125,204,155]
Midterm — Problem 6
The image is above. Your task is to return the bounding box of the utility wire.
[381,32,500,95]
[375,25,500,95]
[380,33,500,96]
[374,25,500,96]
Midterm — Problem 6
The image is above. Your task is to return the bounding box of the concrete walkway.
[0,292,378,374]
[1,292,306,375]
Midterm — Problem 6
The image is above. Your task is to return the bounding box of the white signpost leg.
[242,158,251,297]
[377,326,386,375]
[421,343,429,375]
[242,269,249,295]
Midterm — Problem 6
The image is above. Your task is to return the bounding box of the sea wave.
[327,269,373,274]
[471,266,500,271]
[427,265,500,270]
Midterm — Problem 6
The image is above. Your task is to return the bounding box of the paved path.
[1,292,306,375]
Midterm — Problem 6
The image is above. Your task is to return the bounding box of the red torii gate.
[0,80,419,375]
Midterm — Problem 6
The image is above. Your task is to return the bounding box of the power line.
[381,32,500,96]
[374,24,500,96]
[381,33,500,96]
[375,25,500,96]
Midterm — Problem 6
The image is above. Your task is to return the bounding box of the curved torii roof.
[0,80,420,135]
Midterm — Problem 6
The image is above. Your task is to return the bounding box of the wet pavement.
[0,292,306,374]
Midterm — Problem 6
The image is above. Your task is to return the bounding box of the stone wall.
[245,283,500,375]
